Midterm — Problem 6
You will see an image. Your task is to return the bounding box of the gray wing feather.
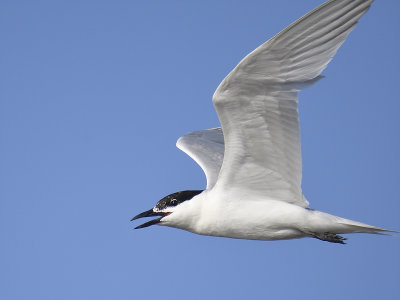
[213,0,374,207]
[177,128,224,189]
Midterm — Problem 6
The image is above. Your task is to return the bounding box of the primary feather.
[211,0,374,207]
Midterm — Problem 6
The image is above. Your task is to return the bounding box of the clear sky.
[1,1,399,299]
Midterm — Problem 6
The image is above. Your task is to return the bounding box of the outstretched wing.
[176,128,224,189]
[213,0,374,207]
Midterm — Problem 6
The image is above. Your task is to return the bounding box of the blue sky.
[1,0,399,299]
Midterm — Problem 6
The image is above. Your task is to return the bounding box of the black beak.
[130,209,158,221]
[131,209,170,229]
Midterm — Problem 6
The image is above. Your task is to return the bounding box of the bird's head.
[131,190,203,229]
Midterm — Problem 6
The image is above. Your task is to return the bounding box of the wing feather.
[212,0,374,207]
[176,128,224,189]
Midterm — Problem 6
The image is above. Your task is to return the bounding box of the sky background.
[1,0,399,299]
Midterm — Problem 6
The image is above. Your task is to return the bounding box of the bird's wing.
[177,128,224,189]
[212,0,374,207]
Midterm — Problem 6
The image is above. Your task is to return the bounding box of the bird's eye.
[170,199,178,206]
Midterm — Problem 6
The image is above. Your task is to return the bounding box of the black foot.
[312,232,347,244]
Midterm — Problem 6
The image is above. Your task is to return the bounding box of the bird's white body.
[161,188,383,241]
[133,0,392,243]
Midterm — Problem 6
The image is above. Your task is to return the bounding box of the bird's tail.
[335,217,394,235]
[310,210,395,235]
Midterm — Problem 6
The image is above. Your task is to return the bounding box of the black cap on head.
[154,190,203,211]
[131,190,203,229]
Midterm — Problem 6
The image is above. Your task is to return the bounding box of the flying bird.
[132,0,392,244]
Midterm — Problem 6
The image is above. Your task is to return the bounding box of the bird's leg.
[311,232,347,244]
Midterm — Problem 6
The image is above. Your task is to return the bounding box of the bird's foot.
[311,232,347,244]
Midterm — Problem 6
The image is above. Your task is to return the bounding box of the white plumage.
[132,0,392,243]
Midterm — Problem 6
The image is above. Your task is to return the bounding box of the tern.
[132,0,392,244]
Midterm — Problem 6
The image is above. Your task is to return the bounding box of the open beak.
[131,209,170,229]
